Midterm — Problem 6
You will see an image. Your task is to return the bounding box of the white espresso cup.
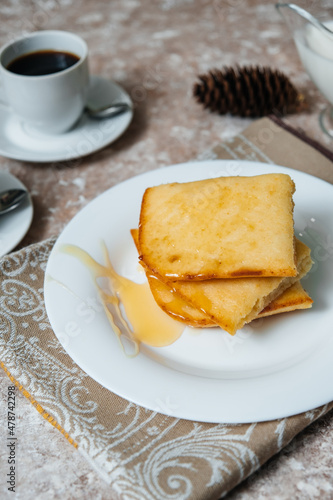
[0,30,89,134]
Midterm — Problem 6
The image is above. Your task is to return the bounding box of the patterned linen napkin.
[1,117,333,500]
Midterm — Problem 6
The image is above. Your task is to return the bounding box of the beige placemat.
[1,117,333,500]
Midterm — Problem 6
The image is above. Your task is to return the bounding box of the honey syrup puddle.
[60,243,184,355]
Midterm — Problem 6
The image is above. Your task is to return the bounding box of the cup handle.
[0,76,9,108]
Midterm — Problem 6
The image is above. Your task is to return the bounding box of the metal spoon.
[0,189,27,215]
[85,102,132,120]
[0,99,132,121]
[276,3,333,39]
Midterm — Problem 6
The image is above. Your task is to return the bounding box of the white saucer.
[0,76,133,163]
[0,171,33,258]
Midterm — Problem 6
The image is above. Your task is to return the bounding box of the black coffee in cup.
[6,50,80,76]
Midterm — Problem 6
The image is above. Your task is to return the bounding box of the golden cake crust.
[258,280,313,318]
[132,229,312,334]
[139,174,297,280]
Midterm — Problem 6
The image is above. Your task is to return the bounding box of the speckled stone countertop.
[1,0,333,498]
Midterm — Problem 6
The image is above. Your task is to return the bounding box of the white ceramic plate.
[0,76,133,163]
[0,171,33,257]
[44,160,333,423]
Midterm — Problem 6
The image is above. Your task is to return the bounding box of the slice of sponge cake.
[139,174,297,280]
[165,238,311,334]
[132,229,313,334]
[257,280,313,318]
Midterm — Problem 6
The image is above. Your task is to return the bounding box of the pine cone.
[193,66,306,117]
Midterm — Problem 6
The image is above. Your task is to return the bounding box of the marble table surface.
[1,0,333,498]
